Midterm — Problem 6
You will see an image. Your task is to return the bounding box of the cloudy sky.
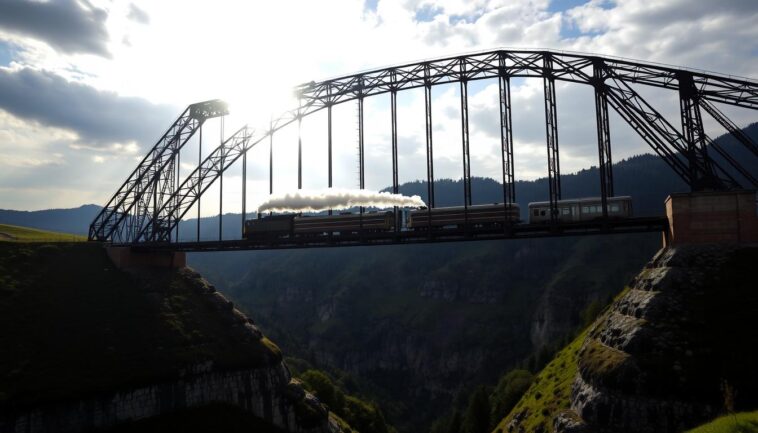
[0,0,756,212]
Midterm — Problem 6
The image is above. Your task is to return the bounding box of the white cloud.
[0,0,756,211]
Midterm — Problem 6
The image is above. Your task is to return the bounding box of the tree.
[462,386,491,433]
[300,369,344,411]
[489,369,534,426]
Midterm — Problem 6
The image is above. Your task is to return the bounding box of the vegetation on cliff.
[0,241,282,408]
[0,237,337,433]
[0,223,85,242]
[493,329,587,433]
[190,231,658,432]
[286,358,396,433]
[685,411,758,433]
[496,245,758,433]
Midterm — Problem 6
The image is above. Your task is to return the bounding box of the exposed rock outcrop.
[4,362,330,433]
[560,244,758,433]
[0,256,337,433]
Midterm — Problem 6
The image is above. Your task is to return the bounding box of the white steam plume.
[257,189,426,213]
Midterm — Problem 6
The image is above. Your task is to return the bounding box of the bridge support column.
[106,246,186,270]
[498,66,515,208]
[664,190,758,247]
[543,54,561,223]
[593,60,614,218]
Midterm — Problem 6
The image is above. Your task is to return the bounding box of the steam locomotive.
[244,203,521,239]
[243,197,633,240]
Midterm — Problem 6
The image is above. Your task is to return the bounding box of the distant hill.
[392,123,758,218]
[2,123,756,239]
[0,204,101,236]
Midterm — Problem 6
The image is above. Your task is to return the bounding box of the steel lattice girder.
[137,50,758,243]
[294,50,758,110]
[698,98,758,158]
[551,56,747,190]
[88,99,228,242]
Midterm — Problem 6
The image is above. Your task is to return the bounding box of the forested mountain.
[184,124,757,432]
[0,204,100,236]
[3,125,755,432]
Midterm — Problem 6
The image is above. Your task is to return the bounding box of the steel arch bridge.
[89,49,758,250]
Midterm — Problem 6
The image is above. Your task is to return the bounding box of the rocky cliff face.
[197,234,659,432]
[529,235,657,350]
[4,361,330,433]
[0,242,337,433]
[560,244,758,433]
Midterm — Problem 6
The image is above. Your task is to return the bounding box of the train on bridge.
[244,196,634,240]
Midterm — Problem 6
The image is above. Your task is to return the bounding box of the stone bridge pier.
[664,190,758,246]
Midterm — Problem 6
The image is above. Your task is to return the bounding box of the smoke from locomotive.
[257,189,426,213]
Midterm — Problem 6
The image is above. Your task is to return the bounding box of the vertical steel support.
[269,119,274,195]
[358,96,365,190]
[357,92,365,223]
[218,116,224,241]
[498,57,515,215]
[460,69,472,209]
[459,60,471,233]
[391,80,399,233]
[197,125,202,242]
[424,64,435,227]
[543,54,561,223]
[175,148,180,241]
[593,60,614,218]
[298,99,303,189]
[327,84,333,216]
[242,151,246,237]
[328,86,333,189]
[152,171,158,241]
[678,72,715,191]
[391,91,399,195]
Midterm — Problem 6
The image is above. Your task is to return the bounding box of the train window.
[540,210,546,216]
[561,208,570,215]
[610,204,620,212]
[533,209,539,216]
[582,206,590,213]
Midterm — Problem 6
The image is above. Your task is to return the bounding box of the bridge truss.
[89,49,758,245]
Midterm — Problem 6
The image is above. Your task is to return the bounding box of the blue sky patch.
[0,41,14,67]
[547,0,609,40]
[547,0,591,13]
[415,4,444,22]
[364,0,378,13]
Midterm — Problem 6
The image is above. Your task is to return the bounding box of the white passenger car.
[527,196,633,223]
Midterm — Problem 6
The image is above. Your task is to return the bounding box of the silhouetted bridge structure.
[88,49,758,253]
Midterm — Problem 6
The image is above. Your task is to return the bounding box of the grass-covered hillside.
[0,241,281,418]
[497,244,758,433]
[0,223,85,242]
[685,411,758,433]
[493,329,588,433]
[189,232,659,432]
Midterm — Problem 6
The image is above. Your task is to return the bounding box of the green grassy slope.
[686,411,758,433]
[493,329,587,433]
[0,242,280,408]
[0,223,85,242]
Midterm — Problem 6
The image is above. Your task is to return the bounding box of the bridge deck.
[128,216,668,253]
